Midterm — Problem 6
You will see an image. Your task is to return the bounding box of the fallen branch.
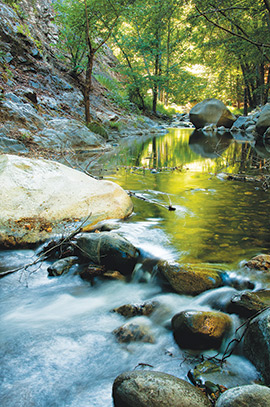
[0,213,92,279]
[128,191,176,211]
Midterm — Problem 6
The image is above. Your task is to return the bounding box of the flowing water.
[1,128,270,407]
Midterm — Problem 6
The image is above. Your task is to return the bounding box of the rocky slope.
[0,0,164,160]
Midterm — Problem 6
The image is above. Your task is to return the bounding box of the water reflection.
[189,130,232,158]
[95,128,270,266]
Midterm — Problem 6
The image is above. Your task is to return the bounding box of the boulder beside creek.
[73,232,139,275]
[156,261,226,295]
[189,99,236,129]
[112,371,212,407]
[0,154,133,247]
[256,104,270,136]
[172,310,232,350]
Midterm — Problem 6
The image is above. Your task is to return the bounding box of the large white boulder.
[0,154,133,247]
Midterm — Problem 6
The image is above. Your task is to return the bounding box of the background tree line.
[53,0,270,122]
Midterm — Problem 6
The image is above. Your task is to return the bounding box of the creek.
[0,128,270,407]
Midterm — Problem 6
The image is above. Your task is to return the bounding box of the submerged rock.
[112,371,212,407]
[243,308,270,385]
[172,310,232,350]
[189,99,236,129]
[215,384,270,407]
[0,154,133,247]
[113,322,155,344]
[112,302,159,318]
[156,261,225,295]
[73,232,139,275]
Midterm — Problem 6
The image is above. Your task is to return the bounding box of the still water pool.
[0,128,270,407]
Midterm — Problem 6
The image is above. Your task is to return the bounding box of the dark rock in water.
[156,261,226,295]
[227,290,270,318]
[245,254,270,271]
[215,384,270,407]
[243,308,270,385]
[189,99,236,129]
[113,322,155,344]
[112,301,159,318]
[47,256,79,276]
[73,232,139,275]
[112,371,212,407]
[172,310,232,350]
[79,263,106,281]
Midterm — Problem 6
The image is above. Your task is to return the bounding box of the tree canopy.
[54,0,270,119]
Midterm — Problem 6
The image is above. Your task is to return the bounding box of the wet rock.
[73,232,139,275]
[243,308,270,384]
[112,371,212,407]
[47,256,79,277]
[227,290,270,318]
[172,310,232,350]
[78,263,106,281]
[189,99,236,129]
[256,104,270,136]
[112,301,159,318]
[113,322,155,344]
[0,155,133,247]
[245,254,270,271]
[156,261,226,295]
[215,384,270,407]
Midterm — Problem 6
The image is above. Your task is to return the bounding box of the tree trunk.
[83,53,94,124]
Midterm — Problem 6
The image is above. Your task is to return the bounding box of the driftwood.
[128,191,176,211]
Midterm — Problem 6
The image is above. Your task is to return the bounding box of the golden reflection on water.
[98,128,270,267]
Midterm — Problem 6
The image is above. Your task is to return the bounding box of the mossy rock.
[156,261,226,295]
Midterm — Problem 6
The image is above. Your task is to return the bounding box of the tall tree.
[54,0,126,124]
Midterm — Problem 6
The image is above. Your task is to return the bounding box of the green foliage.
[17,24,43,52]
[95,74,133,111]
[86,122,109,139]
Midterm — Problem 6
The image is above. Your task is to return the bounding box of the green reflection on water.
[98,128,270,266]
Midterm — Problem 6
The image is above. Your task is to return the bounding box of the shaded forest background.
[3,0,270,120]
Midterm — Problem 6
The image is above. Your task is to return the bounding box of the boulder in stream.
[215,384,270,407]
[172,310,232,350]
[156,261,226,295]
[73,232,139,275]
[243,308,270,385]
[0,154,133,248]
[112,371,212,407]
[189,99,236,129]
